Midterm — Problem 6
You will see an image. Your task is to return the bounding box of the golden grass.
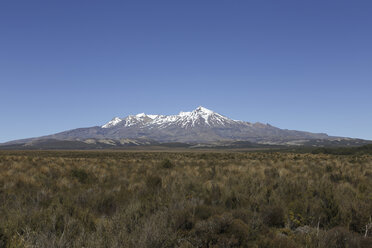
[0,150,371,247]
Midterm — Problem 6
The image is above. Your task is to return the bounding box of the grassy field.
[0,150,371,247]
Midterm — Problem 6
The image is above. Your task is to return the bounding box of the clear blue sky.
[1,0,371,142]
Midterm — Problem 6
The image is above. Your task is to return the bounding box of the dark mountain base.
[1,137,371,151]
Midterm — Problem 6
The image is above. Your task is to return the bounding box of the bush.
[264,167,280,179]
[145,175,162,190]
[161,159,174,169]
[225,195,239,209]
[194,205,215,220]
[262,206,285,227]
[257,231,297,248]
[322,227,359,248]
[0,227,7,248]
[96,195,117,216]
[71,168,90,184]
[227,219,252,244]
[173,209,193,231]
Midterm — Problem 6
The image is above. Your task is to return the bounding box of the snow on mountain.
[3,106,336,146]
[101,117,122,128]
[101,106,236,129]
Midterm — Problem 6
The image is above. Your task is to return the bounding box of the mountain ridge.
[101,106,238,129]
[2,106,370,149]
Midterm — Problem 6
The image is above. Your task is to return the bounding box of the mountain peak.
[101,117,122,128]
[135,113,146,117]
[194,106,213,113]
[101,106,231,129]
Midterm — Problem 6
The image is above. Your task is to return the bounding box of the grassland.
[0,150,371,247]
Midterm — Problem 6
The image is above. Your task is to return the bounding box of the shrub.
[227,219,252,244]
[145,175,162,190]
[225,195,239,209]
[231,209,252,225]
[173,209,193,231]
[264,167,280,179]
[257,232,297,248]
[161,159,174,169]
[322,226,359,248]
[96,195,117,216]
[262,206,285,227]
[0,227,7,248]
[194,205,215,220]
[71,168,90,184]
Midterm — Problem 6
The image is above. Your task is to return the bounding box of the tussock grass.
[0,150,371,247]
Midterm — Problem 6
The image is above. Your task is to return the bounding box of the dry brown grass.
[0,150,371,247]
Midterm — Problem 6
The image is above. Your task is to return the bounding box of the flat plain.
[0,150,371,247]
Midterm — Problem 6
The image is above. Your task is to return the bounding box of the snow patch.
[102,117,122,128]
[102,106,239,129]
[135,113,146,117]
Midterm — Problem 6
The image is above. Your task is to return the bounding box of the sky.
[0,0,371,142]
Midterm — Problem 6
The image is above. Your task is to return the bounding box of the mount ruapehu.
[1,106,369,149]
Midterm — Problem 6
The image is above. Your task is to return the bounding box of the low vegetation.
[0,150,371,247]
[312,144,372,155]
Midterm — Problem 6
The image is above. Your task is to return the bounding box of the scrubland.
[0,150,371,247]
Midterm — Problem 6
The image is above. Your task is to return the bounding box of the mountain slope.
[3,106,338,147]
[94,106,329,143]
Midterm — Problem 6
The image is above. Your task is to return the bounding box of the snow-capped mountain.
[3,106,339,147]
[101,106,236,129]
